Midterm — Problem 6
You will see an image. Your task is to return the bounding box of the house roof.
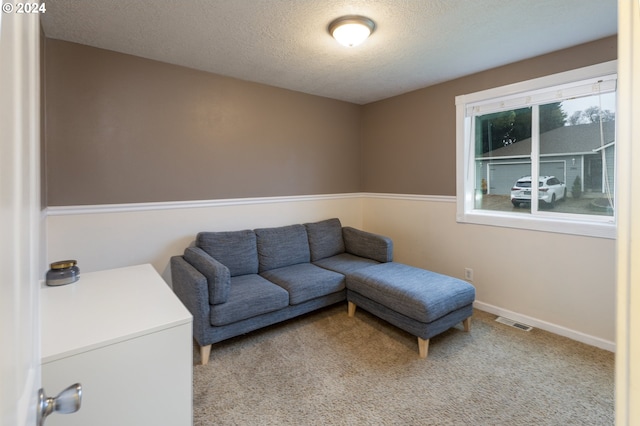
[482,121,615,158]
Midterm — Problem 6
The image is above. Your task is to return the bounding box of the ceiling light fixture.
[328,15,375,48]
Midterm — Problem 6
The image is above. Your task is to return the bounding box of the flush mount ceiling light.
[328,15,376,47]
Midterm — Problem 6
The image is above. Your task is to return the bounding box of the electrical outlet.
[464,267,474,282]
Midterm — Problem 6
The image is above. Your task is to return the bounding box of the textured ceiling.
[40,0,617,105]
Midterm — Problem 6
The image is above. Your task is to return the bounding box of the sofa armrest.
[170,255,211,346]
[342,227,393,263]
[183,247,231,305]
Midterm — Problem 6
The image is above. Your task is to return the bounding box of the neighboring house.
[478,121,615,196]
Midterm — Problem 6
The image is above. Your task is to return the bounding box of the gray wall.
[360,36,617,195]
[45,40,362,206]
[44,36,617,206]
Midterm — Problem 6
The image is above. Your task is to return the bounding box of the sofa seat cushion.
[346,262,476,324]
[255,224,310,272]
[210,274,289,326]
[197,230,258,276]
[304,218,345,261]
[313,253,379,275]
[260,263,345,305]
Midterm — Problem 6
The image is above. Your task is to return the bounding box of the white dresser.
[41,264,193,426]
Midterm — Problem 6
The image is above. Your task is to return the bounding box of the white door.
[617,0,640,423]
[0,6,42,426]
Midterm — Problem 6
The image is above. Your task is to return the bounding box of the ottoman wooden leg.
[462,317,471,332]
[418,337,429,358]
[348,301,357,317]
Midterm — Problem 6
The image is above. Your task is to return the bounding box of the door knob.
[37,383,82,426]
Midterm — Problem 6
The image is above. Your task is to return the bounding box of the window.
[456,61,617,238]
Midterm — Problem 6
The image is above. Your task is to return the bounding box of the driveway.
[479,194,613,216]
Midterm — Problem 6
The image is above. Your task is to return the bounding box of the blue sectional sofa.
[171,218,475,364]
[171,218,392,364]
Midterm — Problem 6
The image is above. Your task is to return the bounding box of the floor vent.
[495,316,533,332]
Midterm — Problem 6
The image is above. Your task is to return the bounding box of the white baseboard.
[473,300,615,353]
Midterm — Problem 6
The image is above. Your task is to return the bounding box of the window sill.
[456,209,616,239]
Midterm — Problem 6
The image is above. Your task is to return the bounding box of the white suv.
[510,176,566,208]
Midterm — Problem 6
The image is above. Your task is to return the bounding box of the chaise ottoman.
[346,262,476,358]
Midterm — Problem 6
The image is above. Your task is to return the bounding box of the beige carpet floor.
[192,304,614,425]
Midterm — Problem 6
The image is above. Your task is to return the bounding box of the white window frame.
[455,61,617,239]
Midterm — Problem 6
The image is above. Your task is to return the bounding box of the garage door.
[488,161,565,195]
[540,161,566,181]
[488,162,529,195]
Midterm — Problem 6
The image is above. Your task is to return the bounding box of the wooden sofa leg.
[462,317,471,332]
[418,337,429,358]
[200,344,212,365]
[348,301,357,317]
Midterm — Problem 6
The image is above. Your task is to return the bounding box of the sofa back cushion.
[255,224,310,272]
[196,230,258,276]
[304,218,345,261]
